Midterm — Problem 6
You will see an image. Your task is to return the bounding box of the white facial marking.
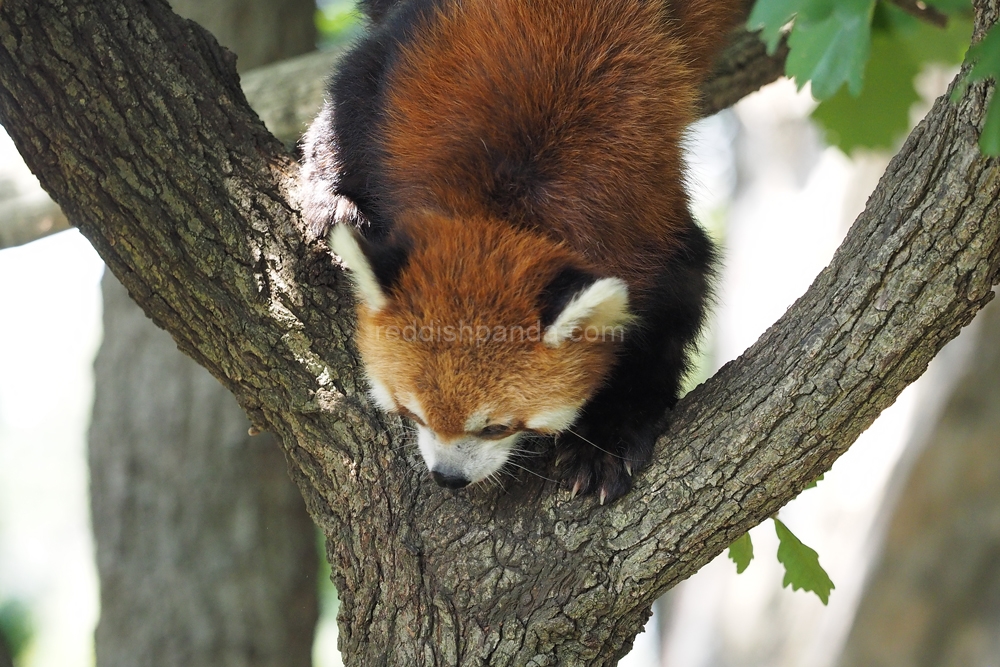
[463,410,490,433]
[399,394,428,424]
[464,409,513,433]
[416,425,521,483]
[543,277,631,347]
[328,224,388,311]
[526,405,581,433]
[366,374,396,412]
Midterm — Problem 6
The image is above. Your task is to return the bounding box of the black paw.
[552,425,655,504]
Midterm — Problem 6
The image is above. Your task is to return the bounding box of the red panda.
[301,0,742,503]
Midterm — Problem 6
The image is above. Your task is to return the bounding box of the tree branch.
[0,48,339,249]
[888,0,950,28]
[702,29,788,116]
[0,1,997,665]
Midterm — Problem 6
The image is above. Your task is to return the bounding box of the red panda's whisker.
[564,429,627,460]
[389,435,418,452]
[486,472,506,491]
[509,447,544,458]
[504,460,559,484]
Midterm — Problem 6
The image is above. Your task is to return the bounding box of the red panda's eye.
[477,424,515,439]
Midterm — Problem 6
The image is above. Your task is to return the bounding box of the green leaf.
[813,5,972,153]
[773,518,835,604]
[967,24,1000,82]
[811,32,919,151]
[747,0,803,53]
[785,0,876,99]
[962,24,1000,156]
[728,532,755,573]
[967,34,1000,83]
[0,599,33,659]
[980,90,1000,156]
[915,16,975,65]
[316,0,361,48]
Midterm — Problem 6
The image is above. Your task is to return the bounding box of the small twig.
[887,0,949,28]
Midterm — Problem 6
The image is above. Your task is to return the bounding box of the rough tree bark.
[837,298,1000,667]
[0,1,998,665]
[87,1,319,666]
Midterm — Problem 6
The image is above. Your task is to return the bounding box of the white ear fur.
[329,224,389,311]
[543,277,631,347]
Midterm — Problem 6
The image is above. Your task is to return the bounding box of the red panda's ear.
[328,225,411,311]
[541,271,632,347]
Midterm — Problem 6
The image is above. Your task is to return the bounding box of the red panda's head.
[330,213,632,489]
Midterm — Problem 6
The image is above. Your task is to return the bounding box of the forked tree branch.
[0,1,998,665]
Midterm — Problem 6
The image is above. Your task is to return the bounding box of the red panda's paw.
[553,430,650,505]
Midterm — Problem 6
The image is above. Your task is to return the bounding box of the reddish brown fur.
[357,213,616,439]
[379,0,739,304]
[310,0,746,495]
[665,0,748,74]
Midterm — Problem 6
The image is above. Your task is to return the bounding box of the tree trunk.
[88,2,319,666]
[1,0,999,665]
[91,278,319,667]
[837,297,1000,667]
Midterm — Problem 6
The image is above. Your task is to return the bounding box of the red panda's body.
[302,0,742,502]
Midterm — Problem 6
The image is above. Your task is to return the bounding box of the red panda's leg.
[554,224,715,502]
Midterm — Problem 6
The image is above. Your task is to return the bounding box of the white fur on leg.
[329,224,388,311]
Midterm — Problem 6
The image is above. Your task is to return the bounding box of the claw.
[571,480,583,498]
[554,452,568,468]
[599,488,607,505]
[624,461,633,477]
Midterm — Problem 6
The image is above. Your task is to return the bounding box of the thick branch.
[702,29,788,116]
[0,1,997,666]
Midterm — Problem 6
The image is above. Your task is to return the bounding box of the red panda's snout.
[418,427,523,488]
[328,215,633,489]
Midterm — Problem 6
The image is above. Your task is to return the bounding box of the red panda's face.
[330,214,631,488]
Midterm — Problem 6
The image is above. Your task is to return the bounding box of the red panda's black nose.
[431,470,471,489]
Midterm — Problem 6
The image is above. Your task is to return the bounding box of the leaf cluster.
[747,0,997,154]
